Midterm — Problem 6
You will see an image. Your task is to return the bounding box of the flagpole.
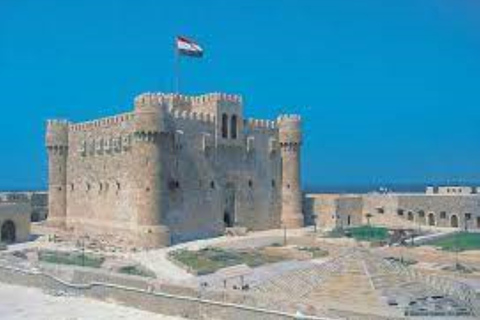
[174,38,180,93]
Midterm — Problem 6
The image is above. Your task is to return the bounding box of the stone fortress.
[45,91,480,249]
[305,186,480,231]
[46,92,303,247]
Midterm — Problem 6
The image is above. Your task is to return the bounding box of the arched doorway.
[407,212,414,221]
[1,220,16,243]
[418,210,425,223]
[450,215,459,228]
[428,213,435,226]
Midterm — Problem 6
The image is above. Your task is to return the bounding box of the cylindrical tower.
[278,114,304,228]
[46,119,69,228]
[133,93,170,247]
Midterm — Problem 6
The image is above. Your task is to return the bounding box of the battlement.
[277,114,302,122]
[190,92,242,107]
[245,118,277,130]
[169,109,216,124]
[277,114,302,144]
[69,112,135,132]
[134,92,242,112]
[46,119,69,147]
[134,92,171,110]
[47,119,70,126]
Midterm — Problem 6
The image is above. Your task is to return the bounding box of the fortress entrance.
[450,215,459,228]
[224,183,236,228]
[1,220,16,243]
[428,213,435,226]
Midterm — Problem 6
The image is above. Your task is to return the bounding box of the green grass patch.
[426,232,480,252]
[38,250,105,268]
[118,265,156,278]
[324,226,389,242]
[169,247,285,275]
[347,226,389,241]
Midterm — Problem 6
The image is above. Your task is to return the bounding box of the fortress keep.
[46,92,303,247]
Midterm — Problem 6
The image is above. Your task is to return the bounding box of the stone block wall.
[0,265,335,320]
[47,92,303,247]
[0,202,31,242]
[305,190,480,230]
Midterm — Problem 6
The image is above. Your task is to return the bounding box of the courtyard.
[0,226,479,319]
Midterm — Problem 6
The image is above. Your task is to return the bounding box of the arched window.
[221,113,228,138]
[230,115,238,139]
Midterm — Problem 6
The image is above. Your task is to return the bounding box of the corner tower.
[133,93,170,247]
[46,119,69,228]
[278,114,304,228]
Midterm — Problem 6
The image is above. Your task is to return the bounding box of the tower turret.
[133,93,170,247]
[277,114,303,228]
[46,119,69,228]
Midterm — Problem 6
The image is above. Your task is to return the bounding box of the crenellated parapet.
[134,92,172,110]
[69,113,135,132]
[277,114,302,147]
[191,92,242,108]
[245,118,277,131]
[169,108,216,124]
[134,93,168,134]
[134,92,241,110]
[46,119,69,149]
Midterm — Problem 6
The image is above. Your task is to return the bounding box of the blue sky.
[1,0,480,190]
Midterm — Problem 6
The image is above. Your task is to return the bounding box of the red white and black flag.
[176,36,203,57]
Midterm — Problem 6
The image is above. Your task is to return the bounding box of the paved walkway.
[0,283,185,320]
[128,228,312,283]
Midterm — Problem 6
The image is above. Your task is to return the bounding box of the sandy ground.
[0,283,185,320]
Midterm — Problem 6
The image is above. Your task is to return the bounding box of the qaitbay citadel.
[44,91,480,249]
[0,90,475,319]
[46,92,303,247]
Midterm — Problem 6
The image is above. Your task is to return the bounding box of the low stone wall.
[0,264,337,320]
[386,260,480,316]
[407,269,480,316]
[40,263,151,290]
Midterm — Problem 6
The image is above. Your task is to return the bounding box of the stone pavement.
[0,283,185,320]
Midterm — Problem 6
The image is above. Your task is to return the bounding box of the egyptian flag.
[176,36,203,57]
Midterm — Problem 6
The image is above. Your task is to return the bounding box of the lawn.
[347,225,389,241]
[326,225,389,241]
[169,247,286,275]
[38,250,105,268]
[427,232,480,252]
